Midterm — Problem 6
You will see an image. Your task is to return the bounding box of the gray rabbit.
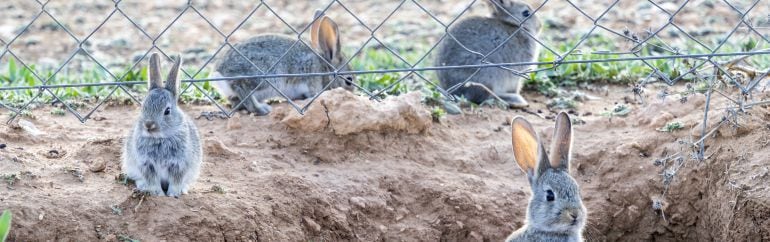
[122,53,203,197]
[506,112,586,241]
[214,11,355,115]
[436,0,542,108]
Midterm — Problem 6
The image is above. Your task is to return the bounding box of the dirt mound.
[276,89,432,135]
[1,86,769,241]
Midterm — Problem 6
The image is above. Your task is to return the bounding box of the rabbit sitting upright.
[214,10,355,115]
[506,112,586,241]
[122,53,203,198]
[436,0,542,108]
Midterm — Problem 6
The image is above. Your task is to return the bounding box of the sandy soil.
[1,84,769,241]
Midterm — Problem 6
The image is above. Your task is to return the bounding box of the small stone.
[90,160,108,173]
[349,197,366,209]
[469,231,483,241]
[0,144,6,149]
[205,139,237,157]
[19,119,44,136]
[303,217,321,232]
[227,113,242,130]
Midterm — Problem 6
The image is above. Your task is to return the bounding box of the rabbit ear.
[549,112,573,170]
[164,54,182,97]
[511,116,543,183]
[148,53,163,90]
[310,9,324,50]
[317,16,341,63]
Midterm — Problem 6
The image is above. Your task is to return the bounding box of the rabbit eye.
[345,76,354,85]
[164,107,170,115]
[545,189,555,202]
[522,10,531,17]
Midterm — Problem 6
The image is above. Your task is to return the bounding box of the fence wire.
[0,0,769,161]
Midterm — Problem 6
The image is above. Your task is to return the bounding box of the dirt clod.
[89,160,108,173]
[303,217,322,233]
[278,89,432,135]
[205,139,237,157]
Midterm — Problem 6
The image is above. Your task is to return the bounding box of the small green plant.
[546,97,578,110]
[0,210,11,242]
[211,185,226,194]
[431,107,446,122]
[110,205,123,216]
[118,234,139,242]
[1,174,17,186]
[115,173,134,186]
[741,38,758,52]
[601,104,632,117]
[657,121,684,132]
[7,109,35,119]
[50,107,66,116]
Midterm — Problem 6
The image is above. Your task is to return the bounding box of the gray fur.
[507,112,586,241]
[435,0,542,108]
[122,53,202,198]
[215,13,354,116]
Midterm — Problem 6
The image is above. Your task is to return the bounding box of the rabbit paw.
[163,181,186,198]
[252,102,272,116]
[498,93,529,108]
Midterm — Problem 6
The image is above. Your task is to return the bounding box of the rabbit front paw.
[251,102,272,116]
[498,93,529,108]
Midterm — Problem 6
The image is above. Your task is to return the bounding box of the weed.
[0,210,11,242]
[546,97,577,110]
[110,205,123,216]
[50,107,66,116]
[431,107,446,122]
[658,121,684,132]
[1,174,18,186]
[115,173,134,186]
[211,185,226,194]
[118,234,140,242]
[601,104,632,117]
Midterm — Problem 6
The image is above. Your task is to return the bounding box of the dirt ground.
[1,84,769,241]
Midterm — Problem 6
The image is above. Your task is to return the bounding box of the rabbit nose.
[144,121,157,131]
[569,213,578,220]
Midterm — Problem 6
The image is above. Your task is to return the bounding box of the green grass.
[658,121,685,132]
[431,107,446,122]
[601,104,632,117]
[0,33,767,112]
[0,210,10,242]
[0,58,218,109]
[1,174,17,186]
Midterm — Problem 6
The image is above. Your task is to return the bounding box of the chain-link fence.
[0,0,768,159]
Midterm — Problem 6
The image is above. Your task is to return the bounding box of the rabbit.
[506,112,586,241]
[214,10,355,116]
[122,53,203,198]
[435,0,542,108]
